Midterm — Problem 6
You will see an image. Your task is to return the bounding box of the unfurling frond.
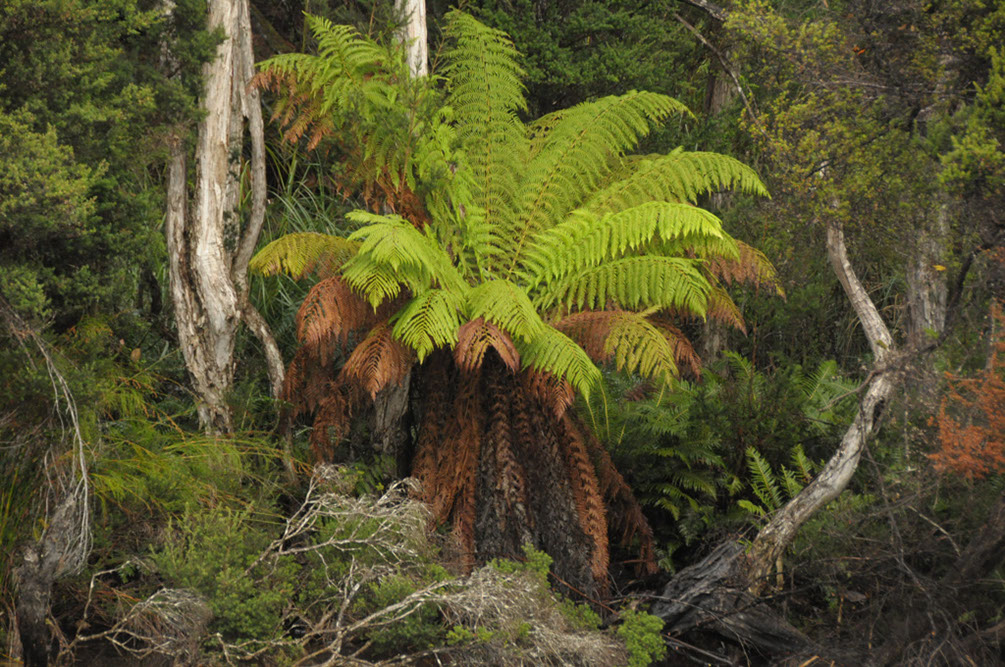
[466,280,547,343]
[538,256,711,317]
[704,240,784,295]
[340,322,414,398]
[296,277,375,359]
[454,318,520,374]
[392,289,462,361]
[522,203,725,288]
[250,232,360,279]
[555,311,680,385]
[585,149,768,214]
[521,326,602,401]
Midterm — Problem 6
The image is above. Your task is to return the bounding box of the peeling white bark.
[166,0,284,433]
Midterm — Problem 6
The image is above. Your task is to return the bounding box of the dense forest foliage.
[1,0,1003,665]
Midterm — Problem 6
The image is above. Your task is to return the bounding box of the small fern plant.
[738,444,817,522]
[251,12,779,595]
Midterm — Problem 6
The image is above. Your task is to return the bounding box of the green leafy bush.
[616,609,667,667]
[151,505,297,642]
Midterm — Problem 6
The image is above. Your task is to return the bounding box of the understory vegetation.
[2,1,1004,666]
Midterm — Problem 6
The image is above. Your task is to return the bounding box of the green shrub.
[151,505,298,642]
[615,609,667,667]
[360,573,447,653]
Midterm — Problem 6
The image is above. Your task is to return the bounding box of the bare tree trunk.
[748,222,897,585]
[906,205,949,348]
[166,0,283,434]
[395,0,428,78]
[3,303,92,667]
[652,222,901,658]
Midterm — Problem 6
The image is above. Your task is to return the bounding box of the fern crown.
[251,11,776,399]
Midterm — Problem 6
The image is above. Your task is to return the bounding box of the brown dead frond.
[455,318,521,374]
[558,415,610,589]
[648,316,703,378]
[553,311,616,363]
[704,284,747,333]
[296,276,375,359]
[705,239,783,295]
[521,370,575,417]
[581,423,659,576]
[340,321,414,398]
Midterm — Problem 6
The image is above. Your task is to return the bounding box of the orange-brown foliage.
[930,301,1005,479]
[454,318,520,374]
[339,321,414,398]
[296,277,375,359]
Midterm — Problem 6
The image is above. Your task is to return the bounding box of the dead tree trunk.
[3,302,92,667]
[652,221,901,657]
[166,0,283,434]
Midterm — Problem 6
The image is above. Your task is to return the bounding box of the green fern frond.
[537,256,711,316]
[527,108,567,156]
[250,232,360,279]
[522,202,726,288]
[466,279,546,343]
[668,469,719,497]
[604,312,680,384]
[306,15,386,85]
[391,289,462,362]
[520,325,602,400]
[442,10,527,242]
[344,212,466,295]
[790,444,815,482]
[745,447,783,512]
[780,466,804,498]
[257,18,392,142]
[504,92,690,273]
[340,258,406,308]
[737,499,767,518]
[585,149,768,214]
[556,311,680,383]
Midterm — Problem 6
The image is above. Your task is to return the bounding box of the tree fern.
[252,11,778,592]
